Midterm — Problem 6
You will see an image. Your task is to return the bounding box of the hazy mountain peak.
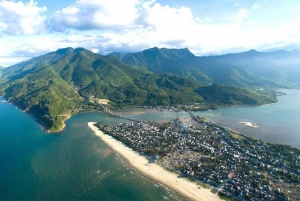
[239,49,259,56]
[74,47,88,53]
[248,49,258,52]
[142,47,195,59]
[55,47,90,55]
[55,47,74,54]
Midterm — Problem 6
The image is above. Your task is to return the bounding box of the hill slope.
[195,84,277,105]
[0,48,202,131]
[0,48,277,132]
[112,48,300,89]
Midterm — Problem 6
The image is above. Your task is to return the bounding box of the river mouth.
[0,100,186,201]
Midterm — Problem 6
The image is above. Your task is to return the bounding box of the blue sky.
[1,0,300,66]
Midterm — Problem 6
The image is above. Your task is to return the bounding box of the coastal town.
[94,110,300,201]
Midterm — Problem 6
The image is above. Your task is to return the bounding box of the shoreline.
[0,96,67,134]
[88,122,221,201]
[44,113,72,133]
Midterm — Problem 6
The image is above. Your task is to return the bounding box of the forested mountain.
[0,48,277,132]
[195,84,276,105]
[109,47,195,71]
[111,48,300,89]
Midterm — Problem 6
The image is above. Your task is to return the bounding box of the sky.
[1,0,300,67]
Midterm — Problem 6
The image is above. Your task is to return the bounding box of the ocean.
[0,89,299,200]
[0,99,185,201]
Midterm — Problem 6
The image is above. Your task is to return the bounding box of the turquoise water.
[0,99,185,201]
[1,89,299,200]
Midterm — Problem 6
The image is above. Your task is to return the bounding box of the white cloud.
[0,0,47,35]
[46,0,199,52]
[0,56,29,67]
[1,0,300,66]
[50,0,142,31]
[141,3,194,40]
[237,9,248,24]
[0,33,112,66]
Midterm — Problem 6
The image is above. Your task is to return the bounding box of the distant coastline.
[88,122,221,201]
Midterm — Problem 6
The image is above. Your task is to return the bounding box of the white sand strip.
[238,121,259,128]
[88,122,221,201]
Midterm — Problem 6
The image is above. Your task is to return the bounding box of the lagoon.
[193,89,300,148]
[123,89,300,148]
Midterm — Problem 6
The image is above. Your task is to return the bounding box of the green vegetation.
[112,47,300,89]
[217,193,238,201]
[0,67,83,131]
[0,47,279,132]
[229,132,247,140]
[195,84,277,105]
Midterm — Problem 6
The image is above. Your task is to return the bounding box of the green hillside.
[0,48,278,132]
[110,47,196,75]
[0,48,202,131]
[112,48,300,89]
[195,84,277,105]
[0,66,83,132]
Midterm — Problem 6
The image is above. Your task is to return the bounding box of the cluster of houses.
[95,115,300,201]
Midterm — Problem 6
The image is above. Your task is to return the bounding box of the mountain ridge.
[0,47,278,132]
[112,47,300,89]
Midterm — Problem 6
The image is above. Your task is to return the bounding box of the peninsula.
[90,111,300,201]
[88,122,221,201]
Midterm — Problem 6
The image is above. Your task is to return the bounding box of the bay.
[0,98,185,201]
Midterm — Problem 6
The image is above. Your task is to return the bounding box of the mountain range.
[111,47,300,89]
[1,47,294,132]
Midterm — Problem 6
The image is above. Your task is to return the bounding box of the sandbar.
[88,122,221,201]
[238,121,259,128]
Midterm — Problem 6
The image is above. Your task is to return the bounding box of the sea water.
[1,89,299,200]
[0,98,185,201]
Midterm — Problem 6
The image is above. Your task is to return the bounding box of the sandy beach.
[88,122,221,201]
